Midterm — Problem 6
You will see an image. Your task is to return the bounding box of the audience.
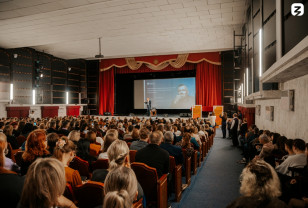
[227,160,288,208]
[275,138,307,177]
[135,131,169,178]
[18,158,76,208]
[160,131,183,165]
[4,125,19,149]
[20,129,50,175]
[0,133,24,208]
[130,127,149,151]
[98,133,117,159]
[54,136,82,188]
[46,133,59,155]
[103,166,138,208]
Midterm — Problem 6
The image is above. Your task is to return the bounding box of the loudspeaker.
[180,113,187,117]
[103,112,111,116]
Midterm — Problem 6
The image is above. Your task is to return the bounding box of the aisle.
[171,129,244,208]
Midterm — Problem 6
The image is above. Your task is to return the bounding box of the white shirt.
[275,153,307,176]
[96,137,104,150]
[98,152,108,159]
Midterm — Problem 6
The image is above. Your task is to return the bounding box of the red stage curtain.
[99,68,114,115]
[116,62,195,74]
[196,61,221,107]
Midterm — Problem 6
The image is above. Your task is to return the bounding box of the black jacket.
[135,144,169,178]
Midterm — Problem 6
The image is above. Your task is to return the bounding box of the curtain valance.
[100,52,221,72]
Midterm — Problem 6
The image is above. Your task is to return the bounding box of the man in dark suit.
[58,120,70,136]
[160,131,183,165]
[46,120,58,134]
[144,97,151,117]
[135,131,169,178]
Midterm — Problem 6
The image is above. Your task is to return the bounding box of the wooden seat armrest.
[174,165,182,202]
[157,173,168,208]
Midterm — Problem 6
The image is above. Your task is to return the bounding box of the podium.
[150,109,157,117]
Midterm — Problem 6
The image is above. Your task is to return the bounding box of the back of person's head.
[254,128,259,135]
[139,128,149,140]
[164,131,173,144]
[23,129,49,162]
[68,130,80,143]
[103,133,117,153]
[128,125,134,133]
[131,129,139,140]
[22,123,34,134]
[259,134,269,144]
[149,131,163,145]
[54,136,77,161]
[0,122,4,129]
[285,139,293,152]
[293,138,306,151]
[233,113,237,118]
[276,136,287,151]
[103,166,137,208]
[182,132,191,147]
[86,130,96,143]
[3,125,13,136]
[240,160,281,200]
[156,124,164,133]
[46,133,59,154]
[20,158,65,208]
[107,129,118,139]
[108,140,129,170]
[61,120,70,129]
[49,120,56,129]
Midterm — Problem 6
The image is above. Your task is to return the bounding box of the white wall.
[255,74,308,142]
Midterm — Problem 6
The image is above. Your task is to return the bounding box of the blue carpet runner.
[171,129,244,208]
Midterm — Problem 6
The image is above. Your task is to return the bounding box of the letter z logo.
[291,3,304,16]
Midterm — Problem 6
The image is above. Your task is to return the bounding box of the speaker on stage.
[104,112,111,116]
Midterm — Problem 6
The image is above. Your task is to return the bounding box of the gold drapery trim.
[100,54,221,72]
[125,54,189,71]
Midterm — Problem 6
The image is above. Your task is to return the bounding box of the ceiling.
[0,0,247,60]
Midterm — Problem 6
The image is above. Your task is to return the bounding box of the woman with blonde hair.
[92,140,144,203]
[20,129,50,175]
[103,166,138,208]
[0,133,24,208]
[68,130,80,145]
[227,160,288,208]
[3,125,18,149]
[18,158,76,208]
[54,136,82,188]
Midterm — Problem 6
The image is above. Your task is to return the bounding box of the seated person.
[92,140,144,202]
[54,136,82,188]
[87,130,100,156]
[46,133,59,155]
[19,158,76,208]
[20,129,51,176]
[135,131,169,178]
[176,132,196,158]
[227,160,288,208]
[4,125,19,150]
[276,139,307,177]
[98,133,117,159]
[0,136,24,208]
[288,143,308,208]
[103,166,138,208]
[130,128,149,151]
[160,131,183,165]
